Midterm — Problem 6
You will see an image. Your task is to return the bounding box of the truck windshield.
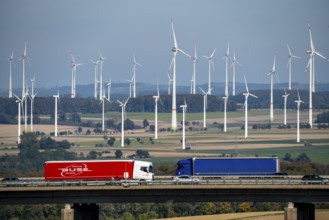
[177,163,184,170]
[149,165,154,173]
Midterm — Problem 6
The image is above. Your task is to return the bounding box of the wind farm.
[1,1,329,219]
[1,17,328,152]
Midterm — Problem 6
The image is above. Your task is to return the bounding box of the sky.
[1,0,329,92]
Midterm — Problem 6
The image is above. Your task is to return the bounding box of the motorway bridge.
[1,179,329,220]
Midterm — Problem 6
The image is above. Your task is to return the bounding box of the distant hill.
[1,82,328,98]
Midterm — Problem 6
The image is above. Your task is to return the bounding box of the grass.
[81,110,271,122]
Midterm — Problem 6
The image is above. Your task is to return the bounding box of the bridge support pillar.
[294,203,315,220]
[73,203,99,220]
[284,202,297,220]
[61,204,74,220]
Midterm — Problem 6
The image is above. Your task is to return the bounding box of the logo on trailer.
[58,163,92,177]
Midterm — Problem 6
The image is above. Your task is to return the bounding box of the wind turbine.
[223,43,231,97]
[53,90,60,137]
[180,99,187,150]
[30,76,37,132]
[243,76,258,139]
[286,44,300,90]
[282,88,290,126]
[305,24,327,128]
[107,79,111,101]
[153,83,161,140]
[8,50,14,98]
[170,19,191,131]
[117,97,130,147]
[13,93,25,144]
[267,56,279,123]
[190,45,198,94]
[90,59,99,99]
[99,52,106,100]
[295,89,304,143]
[222,96,228,132]
[231,50,241,96]
[202,48,216,95]
[101,92,110,132]
[132,54,142,98]
[70,55,82,98]
[200,87,211,128]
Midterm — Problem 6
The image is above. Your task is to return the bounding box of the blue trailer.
[176,157,280,176]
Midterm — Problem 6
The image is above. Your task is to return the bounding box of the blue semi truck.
[176,157,282,176]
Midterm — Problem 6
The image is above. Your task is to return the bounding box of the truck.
[44,160,154,182]
[176,157,281,176]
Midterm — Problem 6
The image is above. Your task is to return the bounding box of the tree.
[316,111,329,123]
[297,152,310,162]
[136,150,150,158]
[194,202,216,215]
[149,125,155,132]
[70,112,81,124]
[87,151,98,159]
[124,138,131,146]
[115,150,123,158]
[283,153,292,161]
[143,119,149,128]
[124,118,135,130]
[107,138,115,146]
[59,112,67,122]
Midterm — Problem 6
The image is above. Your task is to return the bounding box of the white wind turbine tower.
[101,92,110,132]
[23,83,28,132]
[223,43,231,97]
[222,96,228,132]
[305,24,327,128]
[180,99,187,150]
[18,44,29,98]
[190,45,198,95]
[127,76,133,98]
[267,56,279,123]
[243,76,258,139]
[200,87,211,128]
[202,49,216,95]
[117,97,130,147]
[282,89,290,126]
[132,54,142,98]
[153,83,160,140]
[70,55,82,98]
[8,51,14,98]
[231,50,241,96]
[286,44,300,90]
[107,79,111,101]
[167,73,172,95]
[30,76,37,132]
[13,94,25,144]
[295,90,304,143]
[18,44,30,131]
[99,52,106,100]
[90,59,99,99]
[170,19,191,131]
[53,91,59,137]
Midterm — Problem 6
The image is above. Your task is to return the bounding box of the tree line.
[1,90,328,118]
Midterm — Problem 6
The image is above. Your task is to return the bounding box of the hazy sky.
[1,0,329,91]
